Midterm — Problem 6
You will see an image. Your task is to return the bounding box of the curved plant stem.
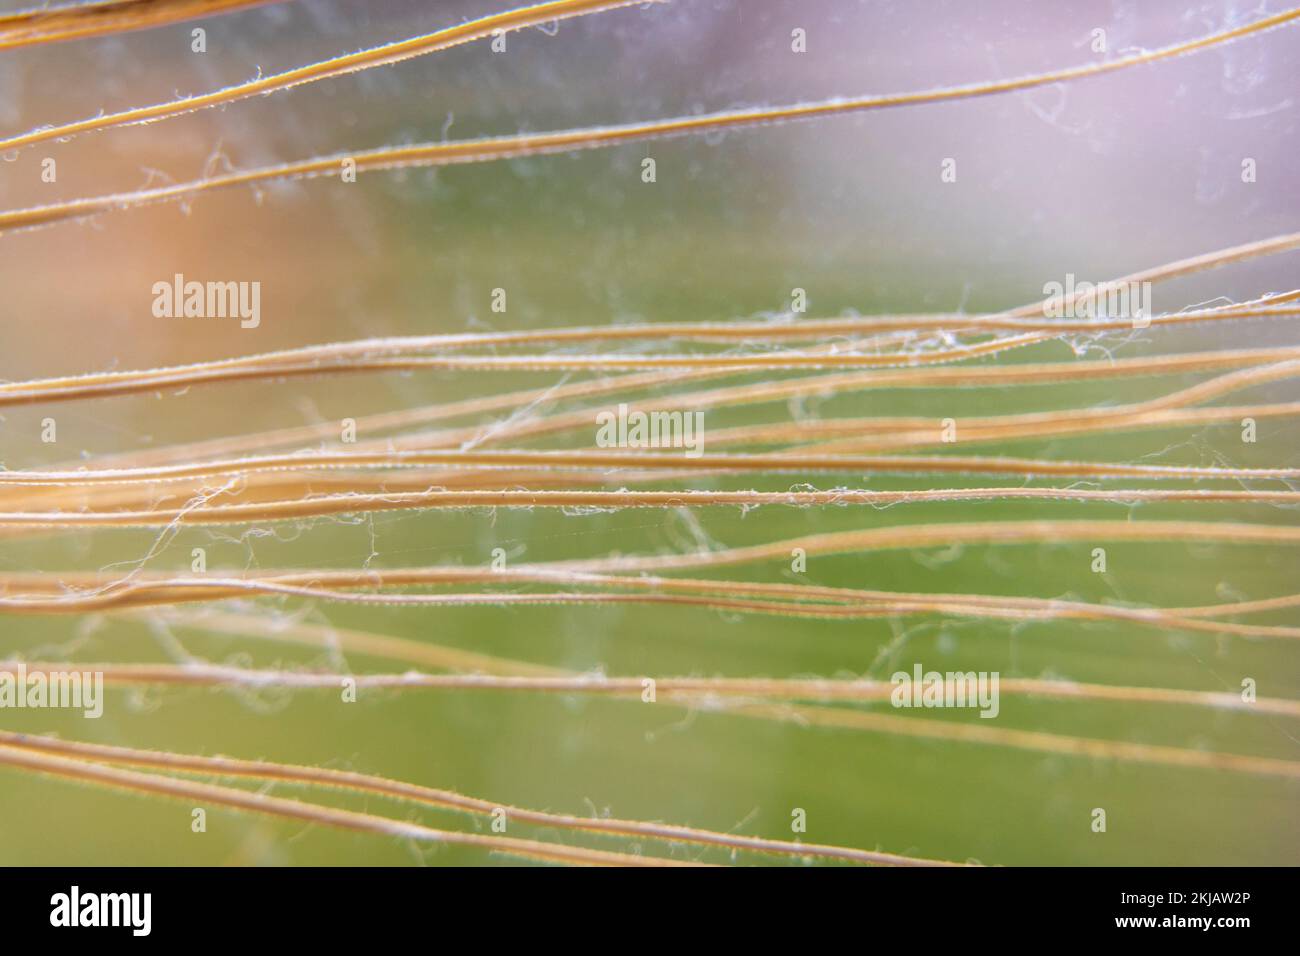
[0,0,654,149]
[123,610,1300,781]
[4,339,1299,408]
[7,661,1294,717]
[0,333,1048,406]
[0,0,280,50]
[542,519,1300,573]
[4,675,1293,780]
[3,300,1293,405]
[0,743,695,866]
[5,565,1300,642]
[0,730,961,866]
[4,7,1300,231]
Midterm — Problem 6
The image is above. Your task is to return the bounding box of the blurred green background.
[0,0,1297,865]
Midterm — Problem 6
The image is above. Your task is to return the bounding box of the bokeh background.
[0,0,1297,864]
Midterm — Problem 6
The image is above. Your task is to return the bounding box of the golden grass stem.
[4,7,1299,230]
[0,742,693,866]
[4,448,1296,487]
[5,485,1300,529]
[6,661,1293,717]
[743,703,1300,780]
[0,0,654,149]
[0,730,955,866]
[4,340,1298,409]
[128,609,1300,780]
[0,0,279,50]
[4,301,1293,405]
[5,564,1300,642]
[543,519,1300,573]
